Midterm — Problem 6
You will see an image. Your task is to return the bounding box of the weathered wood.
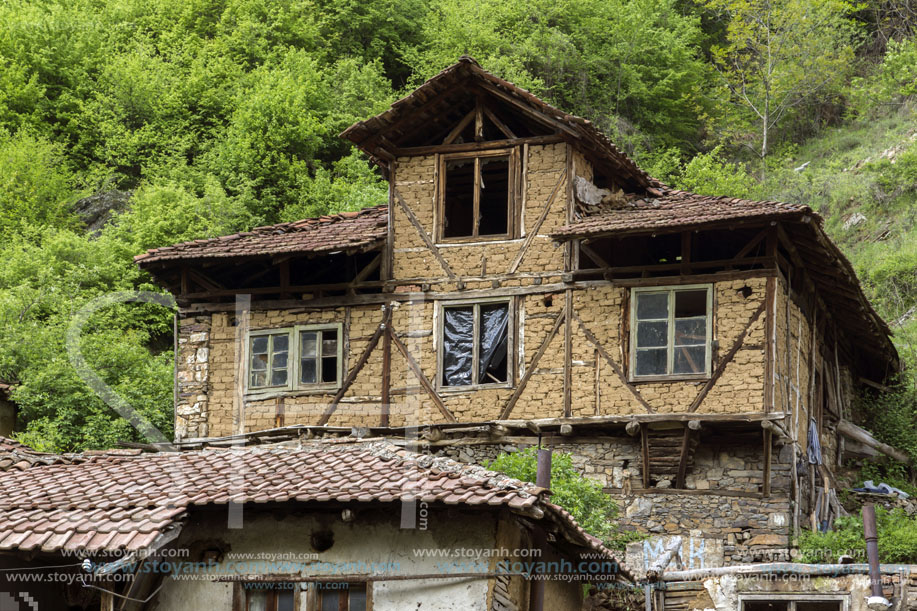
[764,275,776,412]
[442,109,476,145]
[647,536,683,581]
[474,97,484,141]
[573,311,655,413]
[605,487,765,499]
[394,134,564,157]
[483,105,516,139]
[317,308,390,426]
[734,227,769,260]
[675,426,692,489]
[837,420,911,464]
[389,331,457,423]
[508,167,567,273]
[563,288,573,418]
[394,189,457,280]
[641,424,651,489]
[583,256,775,278]
[763,428,773,497]
[689,300,767,413]
[499,308,566,419]
[380,323,392,427]
[613,269,777,287]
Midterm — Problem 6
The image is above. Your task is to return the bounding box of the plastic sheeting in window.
[479,304,508,383]
[442,307,474,386]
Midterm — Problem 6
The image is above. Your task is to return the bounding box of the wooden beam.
[689,300,767,413]
[317,308,390,426]
[508,167,567,273]
[675,426,692,489]
[499,308,566,419]
[734,227,769,260]
[564,289,573,418]
[442,108,476,145]
[389,331,457,423]
[393,189,457,280]
[393,134,564,157]
[474,97,484,141]
[837,420,911,464]
[763,428,773,497]
[641,424,651,489]
[483,105,516,139]
[380,323,392,427]
[765,275,776,412]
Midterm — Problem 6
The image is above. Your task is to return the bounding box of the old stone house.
[131,58,907,608]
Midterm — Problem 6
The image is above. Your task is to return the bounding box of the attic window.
[440,300,511,388]
[629,286,712,380]
[440,150,513,240]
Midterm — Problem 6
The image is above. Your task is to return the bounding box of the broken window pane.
[246,590,268,611]
[675,290,706,318]
[637,293,668,319]
[674,346,705,374]
[479,303,508,383]
[637,321,667,348]
[442,307,474,386]
[635,348,666,376]
[674,318,705,346]
[444,159,475,238]
[250,333,289,388]
[301,359,317,384]
[349,587,367,611]
[478,156,509,236]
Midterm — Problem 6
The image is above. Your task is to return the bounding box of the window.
[440,301,511,388]
[247,324,343,394]
[630,286,712,380]
[315,582,368,611]
[439,150,513,240]
[241,583,297,611]
[740,595,845,611]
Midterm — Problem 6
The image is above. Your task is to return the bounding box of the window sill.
[436,236,522,247]
[437,382,514,395]
[629,375,710,385]
[244,386,341,401]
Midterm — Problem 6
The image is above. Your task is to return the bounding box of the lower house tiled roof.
[0,437,142,472]
[0,442,628,578]
[134,205,387,266]
[552,190,813,239]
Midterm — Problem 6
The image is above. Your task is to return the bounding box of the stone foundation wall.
[175,314,211,439]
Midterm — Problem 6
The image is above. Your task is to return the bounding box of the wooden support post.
[641,424,651,489]
[563,289,573,418]
[763,428,773,497]
[765,275,776,412]
[101,590,115,611]
[675,426,692,489]
[681,231,691,275]
[279,259,290,298]
[381,322,392,427]
[594,347,601,416]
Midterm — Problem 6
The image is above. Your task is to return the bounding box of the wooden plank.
[474,97,484,141]
[734,227,769,260]
[483,105,516,139]
[564,289,573,418]
[393,189,457,280]
[573,311,655,413]
[389,331,456,423]
[675,426,692,489]
[499,308,566,419]
[614,269,776,287]
[765,275,776,412]
[689,300,767,413]
[641,424,651,489]
[317,308,390,426]
[508,167,567,273]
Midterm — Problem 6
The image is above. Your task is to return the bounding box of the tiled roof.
[134,206,387,266]
[0,437,144,472]
[0,443,626,575]
[552,190,813,239]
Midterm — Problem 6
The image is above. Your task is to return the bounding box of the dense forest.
[0,0,916,454]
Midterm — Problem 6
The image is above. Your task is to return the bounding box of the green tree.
[486,447,640,549]
[704,0,860,160]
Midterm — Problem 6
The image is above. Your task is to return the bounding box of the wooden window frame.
[245,323,344,397]
[739,593,848,611]
[234,582,301,611]
[435,148,518,244]
[435,297,515,392]
[305,580,373,611]
[628,284,713,382]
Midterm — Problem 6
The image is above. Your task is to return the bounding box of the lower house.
[0,438,629,610]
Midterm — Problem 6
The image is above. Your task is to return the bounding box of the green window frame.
[629,285,713,381]
[246,324,343,395]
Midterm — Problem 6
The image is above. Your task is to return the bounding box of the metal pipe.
[530,449,552,611]
[862,503,890,610]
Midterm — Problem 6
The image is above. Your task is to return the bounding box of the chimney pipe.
[530,449,552,611]
[862,504,890,610]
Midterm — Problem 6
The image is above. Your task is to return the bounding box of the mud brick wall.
[390,143,569,285]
